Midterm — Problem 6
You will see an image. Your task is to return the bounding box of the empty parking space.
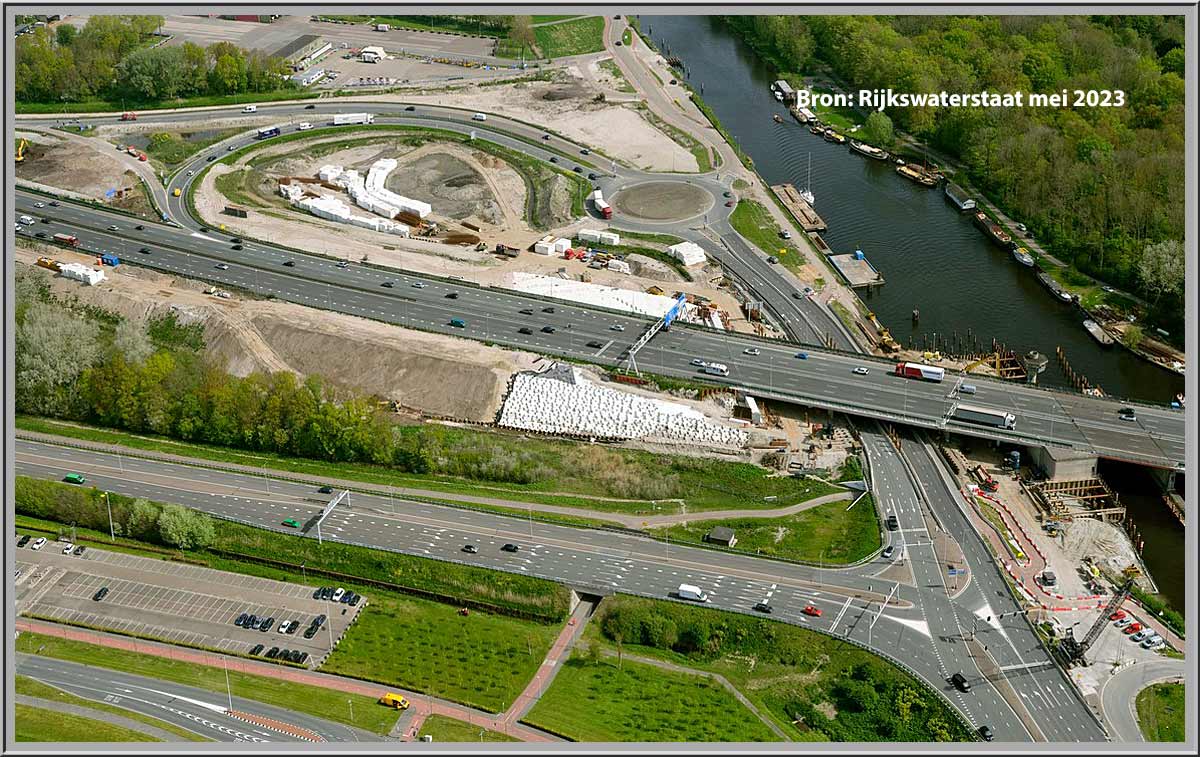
[16,540,365,668]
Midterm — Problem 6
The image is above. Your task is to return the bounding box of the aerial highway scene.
[7,6,1193,750]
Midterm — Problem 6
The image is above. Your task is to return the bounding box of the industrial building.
[291,68,326,87]
[360,45,386,63]
[272,34,330,71]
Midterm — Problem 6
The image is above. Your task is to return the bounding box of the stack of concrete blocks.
[280,183,410,236]
[498,364,749,448]
[58,262,106,286]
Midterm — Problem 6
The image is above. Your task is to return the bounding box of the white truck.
[333,112,375,126]
[242,105,257,113]
[471,112,487,122]
[375,23,389,31]
[676,584,709,603]
[951,403,1017,430]
[702,363,729,377]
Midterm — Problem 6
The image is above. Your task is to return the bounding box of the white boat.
[800,154,815,205]
[1011,247,1034,267]
[774,90,783,101]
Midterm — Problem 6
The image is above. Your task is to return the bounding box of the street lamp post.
[104,491,115,542]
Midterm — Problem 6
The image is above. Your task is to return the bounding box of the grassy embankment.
[639,106,716,172]
[1135,682,1185,742]
[417,714,520,743]
[140,128,242,168]
[652,494,880,564]
[534,16,606,59]
[549,596,971,743]
[16,633,399,735]
[598,59,636,93]
[15,703,161,742]
[15,676,210,741]
[16,88,317,116]
[524,654,779,742]
[18,416,840,518]
[729,200,808,274]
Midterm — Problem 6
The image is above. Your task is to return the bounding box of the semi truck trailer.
[894,362,946,382]
[951,403,1016,430]
[333,113,375,125]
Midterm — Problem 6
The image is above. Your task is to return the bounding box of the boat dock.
[828,249,884,289]
[771,183,826,231]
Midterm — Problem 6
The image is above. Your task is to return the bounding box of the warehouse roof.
[272,34,321,61]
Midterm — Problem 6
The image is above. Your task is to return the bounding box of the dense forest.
[15,15,293,104]
[722,15,1185,331]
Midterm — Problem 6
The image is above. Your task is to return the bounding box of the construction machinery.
[1059,565,1141,667]
[15,138,28,163]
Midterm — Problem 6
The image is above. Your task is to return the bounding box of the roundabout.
[610,180,714,223]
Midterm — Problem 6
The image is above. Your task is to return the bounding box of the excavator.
[15,137,28,163]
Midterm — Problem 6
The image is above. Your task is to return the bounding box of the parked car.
[236,613,250,627]
[260,617,275,633]
[295,652,309,664]
[265,647,280,659]
[1130,629,1150,642]
[17,535,31,548]
[61,542,75,555]
[1114,617,1133,629]
[331,588,345,602]
[31,537,47,551]
[73,545,86,556]
[320,587,333,601]
[340,591,353,604]
[1142,636,1165,650]
[1124,622,1144,635]
[92,587,109,601]
[349,594,361,607]
[303,625,318,639]
[313,614,327,628]
[312,588,323,600]
[251,644,264,655]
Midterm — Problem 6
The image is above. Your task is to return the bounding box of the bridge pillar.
[1149,468,1176,493]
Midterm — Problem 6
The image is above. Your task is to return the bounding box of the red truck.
[894,362,945,382]
[589,189,613,219]
[120,112,137,121]
[52,233,80,248]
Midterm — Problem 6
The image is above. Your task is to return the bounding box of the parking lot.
[14,538,365,668]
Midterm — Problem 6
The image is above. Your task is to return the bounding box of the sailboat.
[800,153,815,205]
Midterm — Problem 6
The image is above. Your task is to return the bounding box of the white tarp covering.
[668,241,708,267]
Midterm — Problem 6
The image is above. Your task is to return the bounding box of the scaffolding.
[1024,477,1124,522]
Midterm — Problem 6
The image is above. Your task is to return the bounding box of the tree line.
[16,15,293,104]
[722,15,1185,332]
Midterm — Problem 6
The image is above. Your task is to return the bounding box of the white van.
[703,363,729,377]
[297,122,313,131]
[19,215,35,225]
[676,584,709,603]
[471,112,487,122]
[243,105,257,113]
[960,384,977,395]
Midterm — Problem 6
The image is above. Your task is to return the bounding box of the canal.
[641,15,1185,404]
[640,15,1185,610]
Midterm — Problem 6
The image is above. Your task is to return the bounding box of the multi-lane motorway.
[14,184,1184,471]
[16,433,1108,741]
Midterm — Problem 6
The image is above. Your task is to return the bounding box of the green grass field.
[583,596,971,742]
[640,109,714,172]
[652,494,880,564]
[729,200,807,274]
[534,16,605,58]
[1136,682,1185,742]
[15,703,162,742]
[418,714,520,742]
[15,676,210,741]
[522,654,779,742]
[141,129,241,168]
[18,416,841,517]
[16,633,401,735]
[322,591,560,713]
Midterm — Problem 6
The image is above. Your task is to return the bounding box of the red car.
[724,200,735,207]
[802,605,822,617]
[1109,610,1127,621]
[1123,622,1143,635]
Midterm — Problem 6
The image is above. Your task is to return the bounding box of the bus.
[256,126,281,140]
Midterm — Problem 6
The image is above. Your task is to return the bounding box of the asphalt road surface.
[14,188,1184,471]
[15,653,380,742]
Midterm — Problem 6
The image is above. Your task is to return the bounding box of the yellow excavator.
[15,138,28,163]
[964,352,1000,374]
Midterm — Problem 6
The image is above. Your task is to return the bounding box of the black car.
[580,148,590,155]
[501,543,519,553]
[232,244,243,251]
[445,292,458,299]
[381,281,395,288]
[199,227,209,233]
[283,260,296,267]
[318,485,334,494]
[279,649,291,661]
[978,725,993,742]
[41,217,51,223]
[313,614,327,628]
[885,514,899,531]
[587,173,597,180]
[34,231,47,238]
[251,643,265,655]
[519,308,534,315]
[93,587,109,601]
[349,594,360,607]
[73,545,86,556]
[18,535,31,548]
[246,614,259,629]
[549,156,558,163]
[542,134,551,140]
[260,617,275,632]
[49,201,60,207]
[304,104,316,109]
[753,601,773,614]
[138,247,151,254]
[135,224,145,230]
[543,307,555,313]
[518,327,533,335]
[340,591,353,604]
[236,612,249,627]
[312,587,323,599]
[303,625,318,639]
[1118,407,1137,421]
[265,647,280,659]
[949,672,971,692]
[320,587,333,600]
[541,325,556,333]
[405,105,416,111]
[573,166,583,173]
[463,544,479,554]
[207,155,216,161]
[295,652,309,664]
[230,237,242,244]
[586,340,603,348]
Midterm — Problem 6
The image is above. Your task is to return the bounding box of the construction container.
[598,231,620,246]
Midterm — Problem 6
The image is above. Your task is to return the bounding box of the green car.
[281,518,301,528]
[63,473,86,485]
